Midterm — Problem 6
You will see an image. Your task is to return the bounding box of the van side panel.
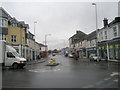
[0,41,5,64]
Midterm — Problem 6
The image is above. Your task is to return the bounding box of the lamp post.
[34,21,37,60]
[45,34,51,51]
[92,3,99,57]
[60,39,65,48]
[34,21,37,39]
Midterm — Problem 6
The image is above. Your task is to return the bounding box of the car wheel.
[97,59,99,62]
[12,63,18,69]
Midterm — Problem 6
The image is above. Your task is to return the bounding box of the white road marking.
[29,68,61,73]
[104,77,111,81]
[110,72,119,77]
[83,85,94,88]
[95,81,104,85]
[113,79,118,82]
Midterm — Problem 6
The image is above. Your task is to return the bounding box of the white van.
[0,40,26,69]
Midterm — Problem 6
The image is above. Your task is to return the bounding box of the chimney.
[76,31,80,34]
[103,18,108,27]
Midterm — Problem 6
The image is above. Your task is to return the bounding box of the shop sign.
[102,46,105,50]
[115,44,119,48]
[99,47,101,50]
[109,45,113,49]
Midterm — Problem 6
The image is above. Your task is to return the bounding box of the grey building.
[0,7,9,40]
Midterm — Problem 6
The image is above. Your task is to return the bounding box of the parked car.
[68,53,74,58]
[52,53,56,56]
[89,54,101,62]
[64,51,69,57]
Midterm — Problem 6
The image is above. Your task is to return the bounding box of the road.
[2,54,119,88]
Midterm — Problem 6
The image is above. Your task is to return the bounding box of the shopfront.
[87,47,97,58]
[98,42,107,60]
[98,38,120,61]
[108,39,120,60]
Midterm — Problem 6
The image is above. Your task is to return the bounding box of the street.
[2,54,119,88]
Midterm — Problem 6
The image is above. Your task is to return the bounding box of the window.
[11,35,16,42]
[12,23,17,28]
[7,52,15,58]
[0,18,8,27]
[104,31,107,39]
[0,34,6,40]
[2,34,6,40]
[113,27,117,37]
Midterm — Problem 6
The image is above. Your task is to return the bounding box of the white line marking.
[29,68,61,73]
[110,72,119,77]
[83,85,94,88]
[95,81,104,85]
[104,77,111,81]
[113,79,118,82]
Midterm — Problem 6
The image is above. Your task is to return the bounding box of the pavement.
[27,58,47,65]
[78,58,120,63]
[26,56,119,65]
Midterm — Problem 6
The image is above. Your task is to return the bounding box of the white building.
[97,17,120,61]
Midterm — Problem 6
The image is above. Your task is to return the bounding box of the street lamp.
[92,3,99,56]
[34,21,37,39]
[45,34,51,51]
[60,39,65,48]
[34,21,37,60]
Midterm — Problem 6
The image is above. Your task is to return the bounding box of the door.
[5,52,16,66]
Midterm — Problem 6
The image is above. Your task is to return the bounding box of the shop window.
[1,34,6,40]
[109,45,115,59]
[115,44,120,60]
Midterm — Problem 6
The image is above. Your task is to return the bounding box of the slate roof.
[99,17,120,31]
[85,31,96,41]
[69,31,87,43]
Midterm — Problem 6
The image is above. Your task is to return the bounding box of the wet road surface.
[2,54,119,88]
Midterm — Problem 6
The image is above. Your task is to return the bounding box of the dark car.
[52,53,56,56]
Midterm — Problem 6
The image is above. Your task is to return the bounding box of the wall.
[6,25,26,45]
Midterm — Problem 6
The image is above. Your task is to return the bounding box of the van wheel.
[12,63,18,69]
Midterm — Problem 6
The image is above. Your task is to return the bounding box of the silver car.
[89,54,101,62]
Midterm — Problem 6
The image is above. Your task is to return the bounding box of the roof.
[99,17,120,31]
[39,43,46,47]
[0,7,9,18]
[69,30,87,42]
[85,31,96,40]
[109,17,120,26]
[9,17,18,24]
[24,24,29,29]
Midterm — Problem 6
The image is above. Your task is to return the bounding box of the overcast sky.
[1,1,119,50]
